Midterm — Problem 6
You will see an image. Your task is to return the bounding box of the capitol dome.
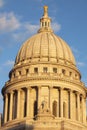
[1,6,87,130]
[15,6,76,67]
[15,32,76,66]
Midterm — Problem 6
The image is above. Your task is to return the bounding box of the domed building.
[0,6,87,130]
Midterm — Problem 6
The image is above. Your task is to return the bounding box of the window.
[26,69,29,75]
[24,90,27,117]
[53,68,57,73]
[69,72,72,76]
[42,22,44,27]
[45,22,47,27]
[75,94,78,120]
[75,94,77,108]
[62,69,65,75]
[34,100,37,118]
[14,73,15,78]
[52,101,57,117]
[63,102,66,118]
[34,68,38,73]
[19,71,21,75]
[75,74,77,78]
[43,67,48,73]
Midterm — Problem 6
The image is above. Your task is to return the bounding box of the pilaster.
[38,86,41,109]
[26,87,31,117]
[82,95,86,123]
[69,89,73,119]
[76,92,80,121]
[4,93,8,123]
[49,86,53,112]
[59,87,63,118]
[17,89,21,119]
[9,91,14,121]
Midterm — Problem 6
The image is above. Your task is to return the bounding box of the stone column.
[4,93,8,123]
[38,86,41,109]
[82,95,86,123]
[9,91,14,121]
[26,87,31,117]
[17,89,21,119]
[69,90,73,119]
[49,87,53,112]
[77,92,80,121]
[59,87,63,118]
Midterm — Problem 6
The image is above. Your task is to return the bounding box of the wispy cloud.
[0,11,61,46]
[0,12,20,33]
[24,23,39,34]
[0,0,4,8]
[71,46,79,54]
[12,21,61,43]
[12,23,39,43]
[52,22,61,32]
[77,62,85,67]
[3,60,14,66]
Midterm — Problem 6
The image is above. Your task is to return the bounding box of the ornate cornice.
[2,74,85,94]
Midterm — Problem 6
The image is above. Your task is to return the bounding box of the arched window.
[34,100,37,117]
[52,101,57,117]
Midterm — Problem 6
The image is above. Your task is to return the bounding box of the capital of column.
[9,91,14,95]
[74,91,80,96]
[26,86,32,91]
[49,86,53,89]
[58,87,64,91]
[17,88,22,91]
[67,89,73,92]
[37,85,42,89]
[4,93,8,98]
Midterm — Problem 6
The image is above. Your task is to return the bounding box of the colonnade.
[3,86,86,124]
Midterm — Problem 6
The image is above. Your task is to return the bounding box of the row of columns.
[3,86,86,124]
[49,87,86,123]
[4,87,35,123]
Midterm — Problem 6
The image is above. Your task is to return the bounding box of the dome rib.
[58,37,66,62]
[51,33,59,61]
[47,33,50,61]
[40,33,43,59]
[15,32,76,66]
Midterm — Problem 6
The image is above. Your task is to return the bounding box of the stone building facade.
[0,6,87,130]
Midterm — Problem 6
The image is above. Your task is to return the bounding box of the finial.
[38,6,53,33]
[43,6,48,17]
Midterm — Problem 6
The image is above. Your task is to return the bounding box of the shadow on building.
[4,124,34,130]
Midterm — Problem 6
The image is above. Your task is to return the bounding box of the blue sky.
[0,0,87,113]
